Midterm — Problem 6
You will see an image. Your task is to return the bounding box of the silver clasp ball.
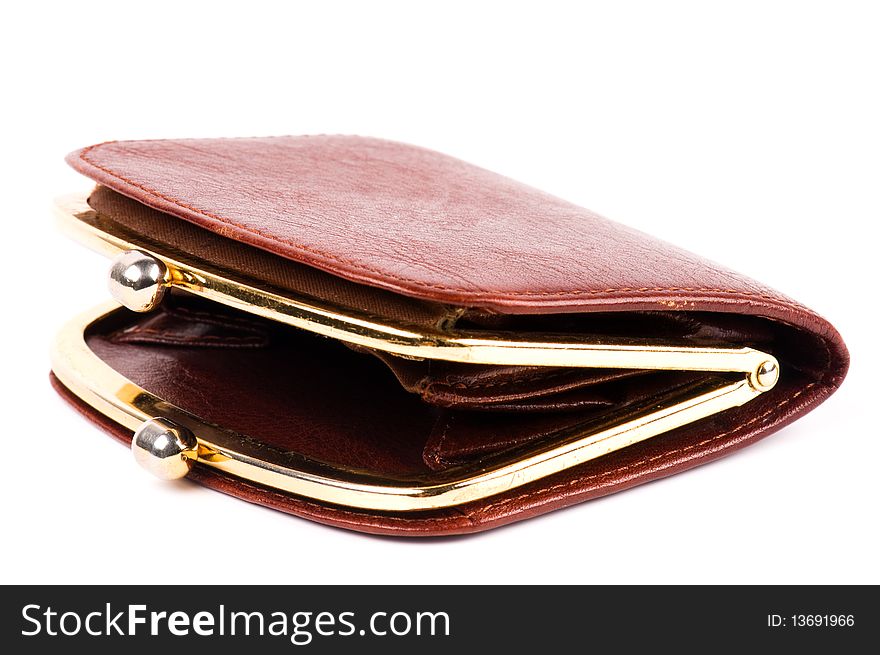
[108,250,168,312]
[132,418,199,480]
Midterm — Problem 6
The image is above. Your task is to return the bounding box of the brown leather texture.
[58,136,849,536]
[66,137,841,325]
[87,185,458,330]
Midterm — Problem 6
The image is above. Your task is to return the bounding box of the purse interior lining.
[83,293,818,478]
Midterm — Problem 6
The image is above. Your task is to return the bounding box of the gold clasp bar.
[55,194,779,390]
[52,192,782,512]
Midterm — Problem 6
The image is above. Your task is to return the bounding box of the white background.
[1,1,876,584]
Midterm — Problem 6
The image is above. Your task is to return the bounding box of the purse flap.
[66,136,847,391]
[68,137,814,314]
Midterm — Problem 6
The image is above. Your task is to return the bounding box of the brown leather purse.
[51,136,848,536]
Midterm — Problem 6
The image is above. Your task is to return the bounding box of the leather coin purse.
[52,136,848,536]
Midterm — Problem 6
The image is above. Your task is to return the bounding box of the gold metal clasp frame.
[51,194,780,512]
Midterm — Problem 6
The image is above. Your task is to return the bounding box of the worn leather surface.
[57,136,850,535]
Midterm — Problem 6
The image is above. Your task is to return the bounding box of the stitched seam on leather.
[474,381,818,516]
[817,330,834,385]
[54,371,424,531]
[208,473,455,531]
[60,366,825,533]
[198,381,818,528]
[111,327,265,346]
[79,143,810,309]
